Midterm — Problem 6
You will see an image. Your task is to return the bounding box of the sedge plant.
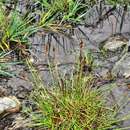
[0,3,38,51]
[22,57,127,130]
[34,0,87,30]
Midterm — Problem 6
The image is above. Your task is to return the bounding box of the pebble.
[0,96,21,115]
[103,35,128,51]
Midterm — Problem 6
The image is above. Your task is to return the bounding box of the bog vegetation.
[0,0,130,130]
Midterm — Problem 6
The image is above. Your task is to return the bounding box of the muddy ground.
[1,4,130,129]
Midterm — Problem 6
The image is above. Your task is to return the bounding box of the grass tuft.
[24,58,120,130]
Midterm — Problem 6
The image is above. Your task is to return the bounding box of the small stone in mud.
[0,87,7,97]
[0,96,21,115]
[112,53,130,78]
[103,35,128,51]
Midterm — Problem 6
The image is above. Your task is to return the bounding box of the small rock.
[17,92,27,99]
[0,87,7,97]
[0,96,21,115]
[112,53,130,78]
[103,35,128,51]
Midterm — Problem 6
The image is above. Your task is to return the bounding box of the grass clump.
[25,59,118,130]
[0,2,38,52]
[34,0,87,28]
[0,12,37,51]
